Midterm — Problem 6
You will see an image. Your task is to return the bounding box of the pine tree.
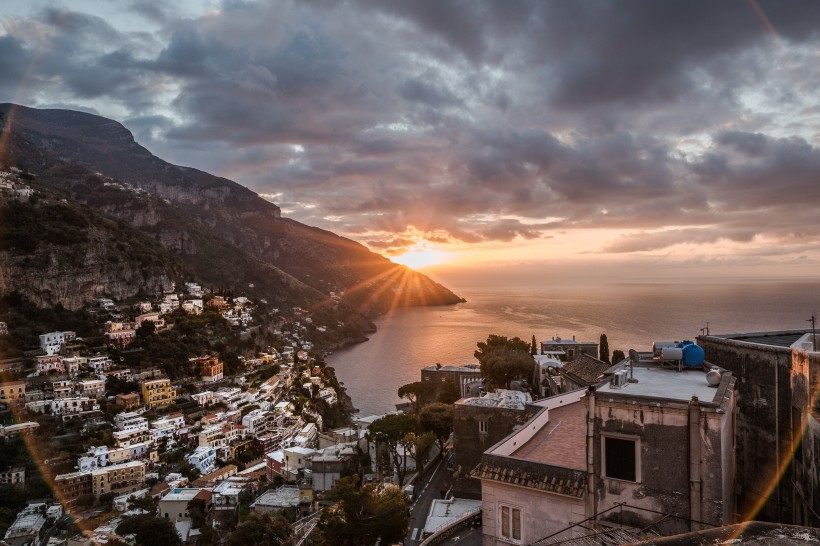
[531,335,538,356]
[599,334,610,363]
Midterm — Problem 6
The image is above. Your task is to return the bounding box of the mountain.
[0,104,463,343]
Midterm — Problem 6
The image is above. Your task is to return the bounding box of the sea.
[328,278,820,416]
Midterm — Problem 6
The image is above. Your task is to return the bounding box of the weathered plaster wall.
[698,336,810,523]
[593,396,731,535]
[480,480,585,546]
[453,403,536,497]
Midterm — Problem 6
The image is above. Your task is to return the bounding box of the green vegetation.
[600,333,610,363]
[316,475,409,546]
[397,381,436,413]
[612,349,625,364]
[224,511,291,546]
[120,308,245,377]
[368,413,419,486]
[0,200,88,253]
[0,294,99,356]
[116,515,182,546]
[419,403,454,457]
[474,334,535,389]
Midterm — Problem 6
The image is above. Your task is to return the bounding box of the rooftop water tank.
[681,343,705,367]
[706,367,722,387]
[653,341,677,357]
[661,347,684,360]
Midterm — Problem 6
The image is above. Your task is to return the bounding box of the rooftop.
[511,402,587,471]
[422,364,481,373]
[457,389,532,410]
[562,354,609,384]
[704,329,817,352]
[596,362,726,404]
[634,521,820,545]
[251,486,300,509]
[422,498,482,536]
[161,487,203,502]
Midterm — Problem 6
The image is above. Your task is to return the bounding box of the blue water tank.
[681,343,705,367]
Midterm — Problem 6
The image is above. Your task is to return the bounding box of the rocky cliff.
[0,104,463,322]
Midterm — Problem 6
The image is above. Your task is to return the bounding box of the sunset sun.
[392,246,449,269]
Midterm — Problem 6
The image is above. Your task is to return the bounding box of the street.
[404,456,451,545]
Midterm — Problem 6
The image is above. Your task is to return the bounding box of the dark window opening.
[604,437,636,481]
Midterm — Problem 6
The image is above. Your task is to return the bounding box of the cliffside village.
[2,275,820,546]
[0,284,356,546]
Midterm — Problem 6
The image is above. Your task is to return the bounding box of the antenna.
[628,349,639,380]
[808,314,817,352]
[700,321,710,336]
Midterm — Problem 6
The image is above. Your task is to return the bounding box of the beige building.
[0,381,26,405]
[159,487,212,521]
[91,461,145,497]
[78,379,106,399]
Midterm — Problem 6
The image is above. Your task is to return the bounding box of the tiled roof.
[471,460,585,498]
[532,526,645,545]
[562,353,609,384]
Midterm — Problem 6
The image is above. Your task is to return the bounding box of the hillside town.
[3,281,820,546]
[0,283,372,545]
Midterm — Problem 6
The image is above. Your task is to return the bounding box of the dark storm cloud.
[0,35,30,97]
[3,0,820,256]
[538,1,820,110]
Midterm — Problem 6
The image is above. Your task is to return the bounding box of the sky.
[2,1,820,285]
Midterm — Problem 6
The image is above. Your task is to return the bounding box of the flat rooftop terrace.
[597,364,723,404]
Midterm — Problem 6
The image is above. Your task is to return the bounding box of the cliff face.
[0,198,179,309]
[0,104,463,317]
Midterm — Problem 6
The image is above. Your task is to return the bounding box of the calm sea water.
[329,279,820,415]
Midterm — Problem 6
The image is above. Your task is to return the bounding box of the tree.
[531,335,538,356]
[186,498,208,529]
[475,335,531,363]
[128,494,157,516]
[419,403,453,457]
[316,475,409,546]
[99,492,117,510]
[475,335,535,389]
[397,381,436,413]
[116,515,182,546]
[612,349,625,364]
[224,511,291,546]
[136,320,156,337]
[75,493,95,508]
[368,413,419,486]
[437,380,461,404]
[599,334,610,364]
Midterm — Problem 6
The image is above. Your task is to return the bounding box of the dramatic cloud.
[2,0,820,268]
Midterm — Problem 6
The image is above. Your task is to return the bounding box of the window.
[479,420,488,434]
[603,436,638,482]
[499,504,522,542]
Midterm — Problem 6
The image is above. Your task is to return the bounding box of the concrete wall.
[481,480,585,546]
[698,335,817,524]
[452,403,536,497]
[592,395,733,535]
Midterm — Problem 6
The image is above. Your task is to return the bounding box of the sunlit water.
[329,279,820,415]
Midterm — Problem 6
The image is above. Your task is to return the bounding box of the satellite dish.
[628,349,639,363]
